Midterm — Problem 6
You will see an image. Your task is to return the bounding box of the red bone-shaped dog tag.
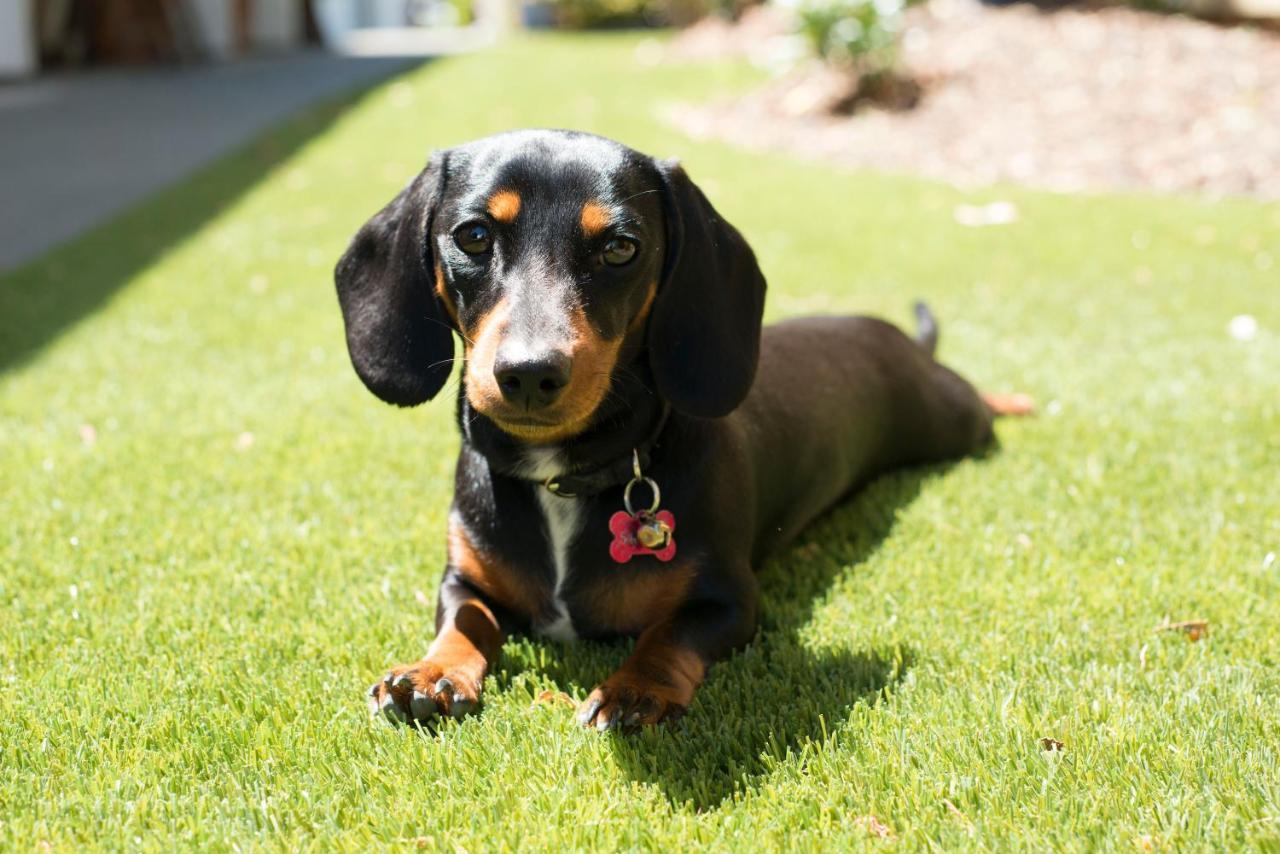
[609,509,677,563]
[608,450,677,563]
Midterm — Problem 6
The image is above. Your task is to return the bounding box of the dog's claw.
[579,677,687,731]
[410,689,436,720]
[368,664,482,726]
[379,692,406,723]
[578,698,603,726]
[597,705,623,732]
[634,696,660,723]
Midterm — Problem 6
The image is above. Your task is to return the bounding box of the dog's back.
[736,313,993,558]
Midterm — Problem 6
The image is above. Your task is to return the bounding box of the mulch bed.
[666,1,1280,198]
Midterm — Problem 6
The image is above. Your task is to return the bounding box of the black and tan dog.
[338,129,1027,731]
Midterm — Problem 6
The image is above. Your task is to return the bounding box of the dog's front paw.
[577,673,689,732]
[368,660,481,725]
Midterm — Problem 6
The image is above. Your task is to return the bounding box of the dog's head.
[335,130,766,442]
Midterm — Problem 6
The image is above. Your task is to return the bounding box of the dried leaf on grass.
[854,815,896,839]
[942,798,976,836]
[1156,619,1209,641]
[532,690,577,709]
[983,392,1037,417]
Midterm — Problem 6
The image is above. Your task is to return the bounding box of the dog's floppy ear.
[647,159,767,418]
[335,153,452,406]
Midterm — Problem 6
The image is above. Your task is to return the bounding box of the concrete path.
[0,52,416,271]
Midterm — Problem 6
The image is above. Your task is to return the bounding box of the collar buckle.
[539,403,670,499]
[543,476,577,498]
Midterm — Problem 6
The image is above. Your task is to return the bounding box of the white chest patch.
[521,448,582,641]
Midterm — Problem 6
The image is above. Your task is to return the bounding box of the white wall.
[0,0,36,77]
[188,0,237,57]
[188,0,305,58]
[252,1,305,50]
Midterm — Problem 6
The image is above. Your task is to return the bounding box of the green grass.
[2,33,1279,850]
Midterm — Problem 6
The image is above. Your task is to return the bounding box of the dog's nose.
[494,350,571,410]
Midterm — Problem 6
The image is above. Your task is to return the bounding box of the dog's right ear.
[335,152,452,407]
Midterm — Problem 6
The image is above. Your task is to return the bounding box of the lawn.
[2,33,1278,850]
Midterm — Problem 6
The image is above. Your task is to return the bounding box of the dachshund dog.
[337,129,1024,731]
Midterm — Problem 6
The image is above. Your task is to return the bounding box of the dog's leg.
[578,589,757,731]
[369,573,505,724]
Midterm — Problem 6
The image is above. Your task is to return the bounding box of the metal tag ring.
[623,476,661,516]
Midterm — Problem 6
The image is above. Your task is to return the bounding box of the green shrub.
[785,0,913,71]
[450,0,476,25]
[544,0,709,28]
[1125,0,1191,12]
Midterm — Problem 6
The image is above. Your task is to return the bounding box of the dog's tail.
[914,300,1035,416]
[913,300,938,357]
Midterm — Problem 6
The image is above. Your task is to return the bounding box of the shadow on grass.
[606,469,939,809]
[605,643,915,810]
[0,63,422,375]
[506,465,946,810]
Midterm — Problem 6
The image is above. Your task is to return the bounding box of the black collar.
[543,403,671,498]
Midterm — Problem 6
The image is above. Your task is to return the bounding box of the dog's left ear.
[648,159,767,418]
[335,152,453,407]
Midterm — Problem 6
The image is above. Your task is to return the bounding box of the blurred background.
[2,0,1276,272]
[1,5,1276,846]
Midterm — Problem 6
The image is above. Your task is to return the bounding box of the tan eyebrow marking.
[486,190,521,223]
[580,202,611,238]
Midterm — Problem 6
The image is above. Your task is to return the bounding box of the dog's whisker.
[422,315,474,345]
[618,188,662,204]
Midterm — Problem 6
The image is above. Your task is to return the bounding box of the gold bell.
[635,517,671,549]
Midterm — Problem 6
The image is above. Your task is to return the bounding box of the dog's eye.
[454,223,492,255]
[602,237,637,266]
